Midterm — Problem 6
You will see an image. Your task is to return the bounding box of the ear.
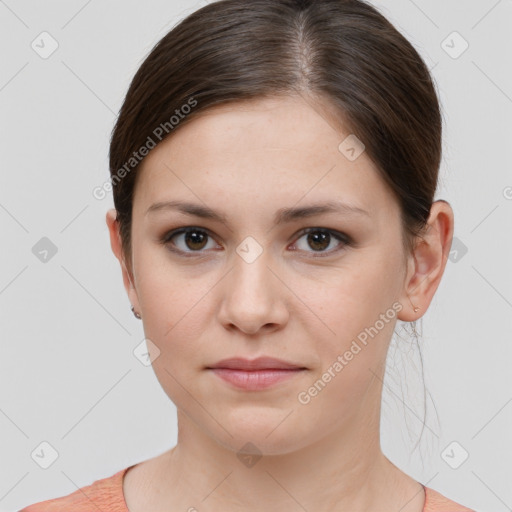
[397,200,454,322]
[106,208,141,315]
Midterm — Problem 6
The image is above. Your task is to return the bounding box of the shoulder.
[424,486,476,512]
[18,466,132,512]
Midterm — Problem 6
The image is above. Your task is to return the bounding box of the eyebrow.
[145,199,370,225]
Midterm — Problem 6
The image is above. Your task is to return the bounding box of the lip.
[208,368,306,390]
[205,357,307,391]
[206,356,306,371]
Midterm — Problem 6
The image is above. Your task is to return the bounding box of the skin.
[106,94,454,511]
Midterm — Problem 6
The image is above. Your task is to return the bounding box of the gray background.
[1,0,511,511]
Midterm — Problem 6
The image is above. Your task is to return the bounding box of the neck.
[154,408,424,512]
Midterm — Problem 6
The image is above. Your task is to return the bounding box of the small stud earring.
[408,296,420,313]
[131,306,142,319]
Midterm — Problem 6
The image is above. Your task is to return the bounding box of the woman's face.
[115,95,413,454]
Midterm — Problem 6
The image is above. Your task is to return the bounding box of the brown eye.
[183,230,208,250]
[164,228,217,253]
[306,230,330,251]
[161,226,351,258]
[292,228,350,256]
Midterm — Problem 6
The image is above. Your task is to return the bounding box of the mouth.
[206,356,307,371]
[205,357,307,391]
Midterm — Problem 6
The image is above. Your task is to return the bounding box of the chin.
[216,433,306,458]
[209,412,313,457]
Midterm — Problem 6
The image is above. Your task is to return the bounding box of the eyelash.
[160,226,353,258]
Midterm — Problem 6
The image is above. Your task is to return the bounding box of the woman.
[20,0,475,510]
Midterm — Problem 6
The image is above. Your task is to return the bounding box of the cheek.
[134,266,221,372]
[135,241,208,319]
[291,252,402,385]
[295,279,399,420]
[296,252,401,332]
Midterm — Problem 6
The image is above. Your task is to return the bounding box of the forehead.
[134,95,399,223]
[152,95,349,164]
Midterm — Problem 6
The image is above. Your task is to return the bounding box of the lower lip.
[208,368,305,390]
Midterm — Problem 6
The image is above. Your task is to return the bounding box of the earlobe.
[397,252,423,322]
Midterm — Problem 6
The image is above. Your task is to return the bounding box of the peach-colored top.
[19,465,475,511]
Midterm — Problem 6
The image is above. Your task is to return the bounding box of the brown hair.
[109,0,441,274]
[109,0,442,449]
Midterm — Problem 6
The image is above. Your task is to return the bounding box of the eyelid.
[161,226,352,257]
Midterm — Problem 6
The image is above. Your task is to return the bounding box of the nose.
[217,250,289,336]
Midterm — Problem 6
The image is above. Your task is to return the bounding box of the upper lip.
[206,357,306,371]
